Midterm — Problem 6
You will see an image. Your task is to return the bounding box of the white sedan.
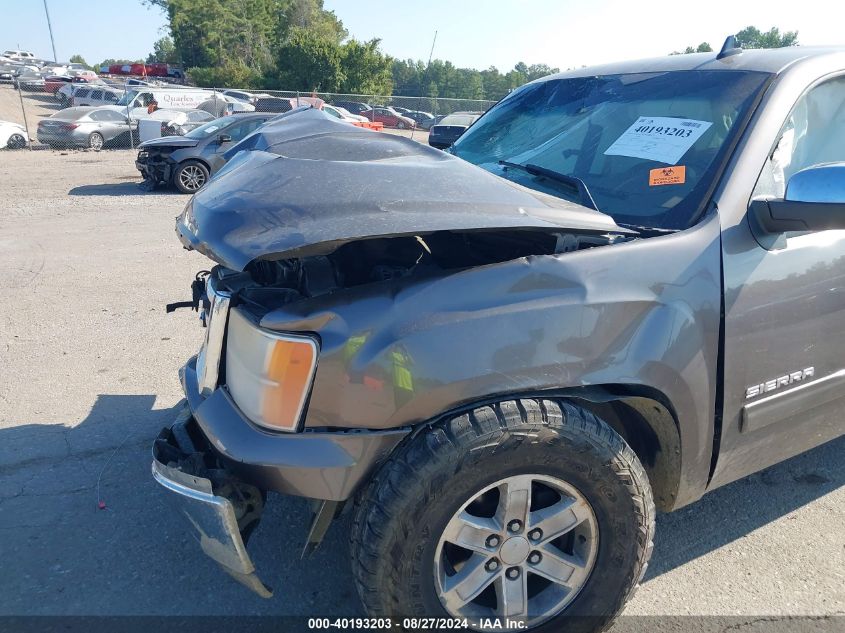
[323,104,368,123]
[0,120,28,149]
[197,95,256,117]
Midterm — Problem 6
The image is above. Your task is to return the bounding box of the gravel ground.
[0,150,842,625]
[0,84,62,129]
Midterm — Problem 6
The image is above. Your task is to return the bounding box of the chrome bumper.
[151,404,272,597]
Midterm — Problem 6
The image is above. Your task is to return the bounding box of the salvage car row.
[11,83,481,153]
[134,105,486,192]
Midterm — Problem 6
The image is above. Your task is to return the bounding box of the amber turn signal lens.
[226,308,318,432]
[261,338,318,430]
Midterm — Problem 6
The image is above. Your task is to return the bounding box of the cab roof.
[547,46,845,80]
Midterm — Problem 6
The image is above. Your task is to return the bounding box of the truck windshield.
[450,70,771,230]
[116,89,139,107]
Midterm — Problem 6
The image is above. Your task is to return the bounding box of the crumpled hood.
[139,135,199,149]
[177,108,630,271]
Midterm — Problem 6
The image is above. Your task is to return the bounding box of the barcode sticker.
[604,116,713,165]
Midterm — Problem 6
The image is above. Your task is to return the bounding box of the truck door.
[715,74,845,487]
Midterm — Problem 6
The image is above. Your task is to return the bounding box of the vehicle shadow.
[645,434,844,579]
[0,393,841,614]
[20,92,62,109]
[0,394,360,616]
[68,182,178,196]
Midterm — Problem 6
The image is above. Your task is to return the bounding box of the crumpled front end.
[135,149,176,185]
[152,269,410,597]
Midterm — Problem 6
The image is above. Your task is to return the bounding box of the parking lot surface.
[0,150,842,621]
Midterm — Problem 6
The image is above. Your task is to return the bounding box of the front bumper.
[152,403,273,597]
[136,153,175,184]
[152,357,410,596]
[179,355,409,501]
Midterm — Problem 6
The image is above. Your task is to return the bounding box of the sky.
[1,0,843,70]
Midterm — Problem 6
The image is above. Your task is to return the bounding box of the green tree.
[148,0,291,74]
[339,39,392,95]
[525,63,559,81]
[147,36,180,64]
[69,54,90,69]
[276,27,344,91]
[671,42,713,55]
[735,26,798,49]
[391,58,424,96]
[147,0,347,87]
[390,58,555,102]
[480,66,509,100]
[147,0,559,94]
[280,0,346,42]
[190,60,262,87]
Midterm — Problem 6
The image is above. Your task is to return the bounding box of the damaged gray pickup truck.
[152,43,845,631]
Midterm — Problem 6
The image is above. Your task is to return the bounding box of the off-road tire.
[351,399,655,633]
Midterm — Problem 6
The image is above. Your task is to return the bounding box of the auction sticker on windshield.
[649,165,686,186]
[604,116,713,165]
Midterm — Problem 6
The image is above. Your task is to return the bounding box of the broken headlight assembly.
[225,308,318,433]
[180,199,198,236]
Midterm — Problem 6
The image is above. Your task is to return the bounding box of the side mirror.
[750,163,845,233]
[218,134,232,144]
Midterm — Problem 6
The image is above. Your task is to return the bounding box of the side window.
[754,75,845,198]
[246,119,268,134]
[105,92,118,103]
[91,90,103,100]
[224,122,247,141]
[227,120,264,142]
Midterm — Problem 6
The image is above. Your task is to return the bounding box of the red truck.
[107,63,183,79]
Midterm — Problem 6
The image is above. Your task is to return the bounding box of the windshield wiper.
[499,160,599,211]
[616,222,678,236]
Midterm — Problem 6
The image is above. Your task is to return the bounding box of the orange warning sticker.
[649,165,686,186]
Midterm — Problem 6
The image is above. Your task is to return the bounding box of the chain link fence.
[2,73,496,151]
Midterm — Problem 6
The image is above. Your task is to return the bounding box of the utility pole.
[411,30,437,141]
[43,0,58,62]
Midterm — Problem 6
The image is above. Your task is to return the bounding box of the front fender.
[262,213,723,507]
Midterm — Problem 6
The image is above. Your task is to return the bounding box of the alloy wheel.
[179,165,207,191]
[89,133,104,151]
[434,474,598,629]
